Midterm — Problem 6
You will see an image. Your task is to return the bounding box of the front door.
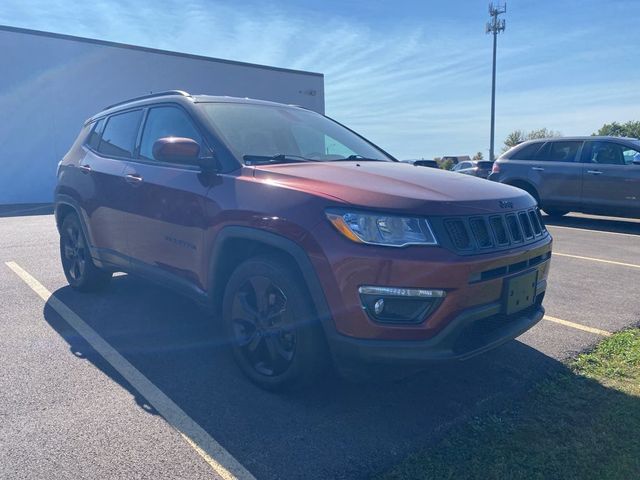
[122,105,216,292]
[581,140,640,215]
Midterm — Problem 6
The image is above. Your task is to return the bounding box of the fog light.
[358,286,445,325]
[374,298,385,315]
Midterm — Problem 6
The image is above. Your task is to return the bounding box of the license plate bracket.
[504,270,538,315]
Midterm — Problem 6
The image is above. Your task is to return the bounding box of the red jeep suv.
[55,90,552,390]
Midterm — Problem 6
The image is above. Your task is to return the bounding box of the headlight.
[326,210,438,247]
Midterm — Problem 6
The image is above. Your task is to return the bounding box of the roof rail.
[104,90,191,110]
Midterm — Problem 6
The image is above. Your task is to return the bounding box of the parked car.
[452,160,494,178]
[490,136,640,218]
[401,159,439,168]
[55,90,552,390]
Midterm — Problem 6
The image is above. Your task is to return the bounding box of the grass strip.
[379,329,640,480]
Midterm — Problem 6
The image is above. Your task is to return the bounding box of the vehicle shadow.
[41,275,629,480]
[542,213,640,235]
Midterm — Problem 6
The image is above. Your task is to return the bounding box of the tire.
[59,213,112,292]
[222,254,328,391]
[543,208,569,218]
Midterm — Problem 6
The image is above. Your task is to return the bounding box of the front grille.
[529,211,542,235]
[519,212,534,238]
[444,219,472,250]
[469,217,492,248]
[489,216,509,245]
[441,208,548,255]
[506,214,523,242]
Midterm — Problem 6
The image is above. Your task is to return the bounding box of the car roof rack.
[104,90,191,110]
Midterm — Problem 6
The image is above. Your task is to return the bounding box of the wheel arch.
[208,227,333,329]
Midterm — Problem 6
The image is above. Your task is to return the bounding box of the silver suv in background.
[452,160,494,179]
[489,136,640,218]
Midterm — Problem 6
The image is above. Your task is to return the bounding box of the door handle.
[78,164,92,174]
[531,167,545,171]
[125,173,143,185]
[587,170,603,175]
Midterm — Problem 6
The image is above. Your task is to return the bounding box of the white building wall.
[0,26,324,204]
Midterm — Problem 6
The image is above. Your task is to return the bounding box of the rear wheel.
[60,213,112,291]
[222,255,327,390]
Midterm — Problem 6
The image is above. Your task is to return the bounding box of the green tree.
[502,130,526,152]
[527,128,561,139]
[594,120,640,138]
[472,151,484,161]
[439,158,454,170]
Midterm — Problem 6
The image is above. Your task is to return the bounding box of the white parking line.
[547,224,640,238]
[543,315,612,337]
[5,261,255,480]
[553,252,640,270]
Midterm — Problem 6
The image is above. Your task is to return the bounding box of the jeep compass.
[55,90,552,390]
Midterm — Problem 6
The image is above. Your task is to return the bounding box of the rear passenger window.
[86,119,104,150]
[98,110,143,158]
[536,141,581,162]
[139,107,203,161]
[510,142,543,160]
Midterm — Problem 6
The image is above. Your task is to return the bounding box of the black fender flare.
[54,194,96,248]
[207,226,334,331]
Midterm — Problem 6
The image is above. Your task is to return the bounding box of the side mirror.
[633,159,640,166]
[152,137,201,164]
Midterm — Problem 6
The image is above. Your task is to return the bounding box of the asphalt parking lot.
[1,212,639,480]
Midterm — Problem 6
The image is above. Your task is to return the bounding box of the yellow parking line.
[5,261,255,480]
[543,315,612,337]
[553,252,640,269]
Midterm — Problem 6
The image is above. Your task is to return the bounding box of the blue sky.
[2,0,639,159]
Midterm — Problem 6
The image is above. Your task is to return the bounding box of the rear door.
[121,105,214,291]
[528,140,583,208]
[581,140,640,215]
[82,110,143,267]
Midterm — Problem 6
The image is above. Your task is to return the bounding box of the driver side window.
[139,106,203,162]
[587,142,629,166]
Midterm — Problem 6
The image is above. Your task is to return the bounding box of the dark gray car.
[489,136,640,218]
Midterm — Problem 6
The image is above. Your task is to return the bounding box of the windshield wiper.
[243,154,318,165]
[331,155,386,162]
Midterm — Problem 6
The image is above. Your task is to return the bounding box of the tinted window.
[140,107,203,161]
[586,141,638,165]
[86,119,104,150]
[98,110,142,158]
[510,142,543,160]
[536,141,580,162]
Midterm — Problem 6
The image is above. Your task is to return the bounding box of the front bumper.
[325,285,546,365]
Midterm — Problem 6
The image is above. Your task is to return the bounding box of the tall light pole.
[486,3,506,161]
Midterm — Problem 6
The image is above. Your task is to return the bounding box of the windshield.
[200,102,393,163]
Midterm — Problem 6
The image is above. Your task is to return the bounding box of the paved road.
[1,213,639,479]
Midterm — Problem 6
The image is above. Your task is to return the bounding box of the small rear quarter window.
[86,119,104,150]
[510,142,543,160]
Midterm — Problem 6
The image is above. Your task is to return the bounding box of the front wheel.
[222,255,328,391]
[60,213,112,292]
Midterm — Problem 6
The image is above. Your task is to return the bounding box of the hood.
[252,161,534,215]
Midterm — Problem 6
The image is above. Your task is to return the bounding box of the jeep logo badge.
[499,200,513,209]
